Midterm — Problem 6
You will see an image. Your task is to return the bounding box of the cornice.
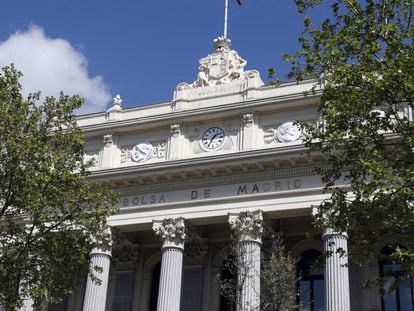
[88,145,325,189]
[80,91,321,136]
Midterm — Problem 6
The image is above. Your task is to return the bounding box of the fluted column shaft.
[153,218,186,311]
[82,228,112,311]
[17,296,34,311]
[238,240,261,311]
[323,229,350,311]
[229,210,263,311]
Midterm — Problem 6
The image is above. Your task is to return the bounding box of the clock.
[201,127,225,149]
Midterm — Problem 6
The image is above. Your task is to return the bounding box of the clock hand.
[208,134,218,147]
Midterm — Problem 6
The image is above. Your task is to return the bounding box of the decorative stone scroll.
[84,150,99,168]
[120,141,166,163]
[228,210,263,243]
[153,217,186,248]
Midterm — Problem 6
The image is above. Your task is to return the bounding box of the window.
[149,262,161,311]
[111,271,135,311]
[297,249,324,311]
[380,246,414,311]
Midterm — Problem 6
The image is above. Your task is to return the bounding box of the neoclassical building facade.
[46,37,412,311]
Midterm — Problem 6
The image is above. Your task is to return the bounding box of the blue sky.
[0,0,329,113]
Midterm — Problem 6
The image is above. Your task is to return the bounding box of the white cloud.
[0,25,111,114]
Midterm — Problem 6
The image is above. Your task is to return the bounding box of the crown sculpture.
[173,37,264,109]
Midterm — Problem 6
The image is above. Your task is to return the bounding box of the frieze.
[120,166,317,196]
[118,175,320,209]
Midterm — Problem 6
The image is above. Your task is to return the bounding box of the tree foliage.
[219,234,298,311]
[0,66,118,310]
[285,0,414,272]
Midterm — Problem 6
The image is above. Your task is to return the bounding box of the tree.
[219,233,299,311]
[0,65,118,310]
[283,0,414,274]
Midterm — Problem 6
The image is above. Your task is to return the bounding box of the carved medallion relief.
[264,121,302,145]
[120,140,166,163]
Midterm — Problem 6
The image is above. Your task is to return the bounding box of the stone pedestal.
[153,218,186,311]
[82,230,112,311]
[229,210,263,311]
[323,228,350,311]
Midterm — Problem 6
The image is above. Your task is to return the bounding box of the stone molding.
[119,165,317,196]
[228,210,263,243]
[153,218,186,249]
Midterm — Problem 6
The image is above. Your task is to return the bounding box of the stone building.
[49,37,413,311]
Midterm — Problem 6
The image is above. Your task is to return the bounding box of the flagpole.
[224,0,228,38]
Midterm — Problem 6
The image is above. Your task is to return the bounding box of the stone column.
[17,297,34,311]
[228,210,263,311]
[152,218,186,311]
[82,228,112,311]
[323,228,350,311]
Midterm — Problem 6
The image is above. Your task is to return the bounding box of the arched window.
[297,249,324,311]
[379,245,414,311]
[148,262,161,311]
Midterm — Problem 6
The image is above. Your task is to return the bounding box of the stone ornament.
[113,94,122,107]
[185,238,208,258]
[103,134,113,147]
[131,142,153,162]
[176,36,247,90]
[170,123,181,138]
[153,218,186,248]
[276,122,302,143]
[228,210,263,243]
[112,229,140,269]
[121,141,165,163]
[88,225,113,255]
[242,112,254,128]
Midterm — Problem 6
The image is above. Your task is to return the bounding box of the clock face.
[202,127,225,149]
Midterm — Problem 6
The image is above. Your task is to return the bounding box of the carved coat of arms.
[208,52,230,80]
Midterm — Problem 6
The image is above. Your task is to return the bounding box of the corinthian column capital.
[228,210,263,243]
[153,217,186,249]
